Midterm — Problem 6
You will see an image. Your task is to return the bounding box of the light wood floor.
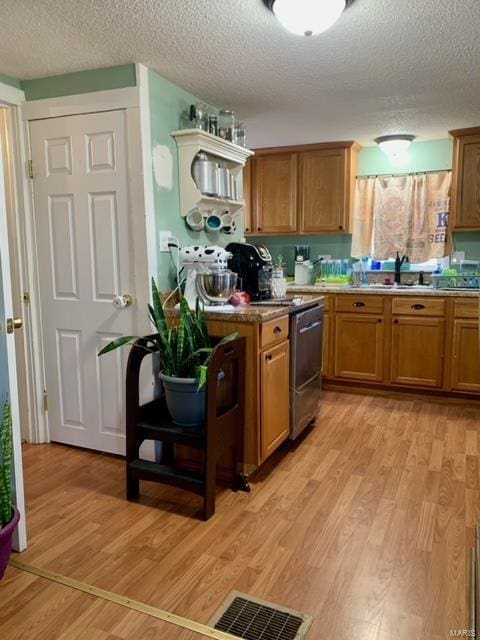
[2,390,480,639]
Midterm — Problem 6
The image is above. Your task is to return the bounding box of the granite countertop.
[166,294,325,324]
[287,284,480,298]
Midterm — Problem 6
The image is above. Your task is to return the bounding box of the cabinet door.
[261,340,290,460]
[391,317,445,388]
[334,314,384,382]
[453,136,480,229]
[451,319,480,393]
[300,148,347,233]
[243,159,253,234]
[253,153,297,233]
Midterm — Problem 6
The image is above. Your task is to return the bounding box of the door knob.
[6,317,23,334]
[113,294,133,309]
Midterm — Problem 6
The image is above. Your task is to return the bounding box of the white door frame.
[17,63,155,444]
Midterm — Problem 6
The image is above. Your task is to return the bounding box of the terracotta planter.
[0,507,20,580]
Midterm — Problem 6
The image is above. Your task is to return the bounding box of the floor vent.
[210,592,312,640]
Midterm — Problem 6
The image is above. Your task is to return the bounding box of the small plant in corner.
[98,278,237,426]
[0,397,20,580]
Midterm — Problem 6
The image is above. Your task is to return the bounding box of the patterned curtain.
[352,171,451,263]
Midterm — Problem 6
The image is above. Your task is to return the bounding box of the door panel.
[30,110,134,454]
[334,314,384,381]
[458,140,480,229]
[0,134,26,550]
[300,148,346,232]
[451,319,480,392]
[261,340,290,460]
[253,153,297,233]
[391,317,445,388]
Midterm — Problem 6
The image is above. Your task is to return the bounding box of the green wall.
[0,73,21,90]
[21,64,136,100]
[148,70,243,290]
[255,138,480,271]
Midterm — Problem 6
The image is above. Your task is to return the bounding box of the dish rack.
[432,273,480,290]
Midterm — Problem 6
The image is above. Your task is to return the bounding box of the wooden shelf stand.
[125,335,249,520]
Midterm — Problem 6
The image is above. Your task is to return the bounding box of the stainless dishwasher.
[289,304,324,439]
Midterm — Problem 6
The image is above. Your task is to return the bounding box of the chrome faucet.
[395,252,408,284]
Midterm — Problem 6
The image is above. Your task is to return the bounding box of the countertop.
[166,294,325,324]
[287,284,480,298]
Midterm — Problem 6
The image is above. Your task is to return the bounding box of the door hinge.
[43,390,48,412]
[27,159,34,179]
[23,292,30,304]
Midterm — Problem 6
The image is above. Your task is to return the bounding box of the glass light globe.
[272,0,346,36]
[378,139,413,167]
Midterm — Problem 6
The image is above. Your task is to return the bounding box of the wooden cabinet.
[451,319,480,392]
[250,141,359,236]
[260,340,290,461]
[390,317,445,388]
[450,127,480,229]
[299,148,348,233]
[334,313,385,382]
[251,152,297,233]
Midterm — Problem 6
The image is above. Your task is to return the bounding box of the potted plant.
[99,278,237,427]
[0,397,20,580]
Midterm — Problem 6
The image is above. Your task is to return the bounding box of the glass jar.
[190,102,208,131]
[234,121,247,147]
[218,110,235,142]
[271,267,287,299]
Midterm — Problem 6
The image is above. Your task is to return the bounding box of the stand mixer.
[179,245,238,310]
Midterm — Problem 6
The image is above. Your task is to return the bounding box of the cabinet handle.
[378,319,382,323]
[257,227,262,231]
[411,303,426,310]
[266,354,273,361]
[245,227,250,232]
[353,301,366,307]
[394,319,399,324]
[339,225,343,230]
[273,326,283,334]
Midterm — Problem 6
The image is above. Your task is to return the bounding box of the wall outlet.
[159,230,174,253]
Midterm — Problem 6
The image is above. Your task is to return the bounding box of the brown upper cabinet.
[251,152,298,233]
[450,127,480,230]
[247,141,360,236]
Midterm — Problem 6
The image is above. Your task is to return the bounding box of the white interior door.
[0,136,27,550]
[30,110,135,454]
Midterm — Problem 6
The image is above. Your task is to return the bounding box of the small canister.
[208,114,218,137]
[218,110,235,142]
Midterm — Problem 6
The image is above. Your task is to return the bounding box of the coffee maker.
[226,242,273,301]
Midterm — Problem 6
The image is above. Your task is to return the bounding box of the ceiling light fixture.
[263,0,354,37]
[375,134,416,167]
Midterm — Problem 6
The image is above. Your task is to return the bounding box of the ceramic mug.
[221,213,234,234]
[205,213,223,232]
[185,208,205,231]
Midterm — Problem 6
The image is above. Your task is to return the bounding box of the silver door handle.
[113,294,133,309]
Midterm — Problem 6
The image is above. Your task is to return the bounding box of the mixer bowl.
[196,270,237,305]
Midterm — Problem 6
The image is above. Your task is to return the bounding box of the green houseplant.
[99,278,237,426]
[0,397,20,580]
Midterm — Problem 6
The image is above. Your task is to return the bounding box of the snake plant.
[0,398,13,528]
[99,278,237,389]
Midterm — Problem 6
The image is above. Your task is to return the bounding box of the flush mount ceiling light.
[263,0,355,37]
[375,134,416,167]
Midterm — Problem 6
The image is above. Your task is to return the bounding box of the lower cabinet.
[451,319,480,392]
[334,313,384,382]
[261,340,290,461]
[390,317,445,388]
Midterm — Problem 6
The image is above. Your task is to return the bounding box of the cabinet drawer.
[336,295,385,314]
[392,297,446,317]
[260,315,289,349]
[454,298,479,319]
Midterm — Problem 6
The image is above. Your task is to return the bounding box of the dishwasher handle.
[299,320,322,334]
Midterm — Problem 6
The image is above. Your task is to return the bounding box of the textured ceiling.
[1,0,480,146]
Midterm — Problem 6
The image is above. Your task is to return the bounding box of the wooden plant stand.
[125,335,249,520]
